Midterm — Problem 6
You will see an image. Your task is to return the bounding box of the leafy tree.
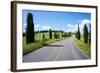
[61,33,67,37]
[54,32,57,39]
[67,32,72,37]
[26,13,35,44]
[49,29,52,39]
[83,24,88,43]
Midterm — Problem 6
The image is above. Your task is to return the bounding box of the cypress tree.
[54,32,57,39]
[26,13,35,44]
[57,33,60,38]
[49,29,52,39]
[76,25,81,40]
[75,31,78,38]
[43,33,45,40]
[88,24,91,44]
[77,25,81,40]
[83,24,88,43]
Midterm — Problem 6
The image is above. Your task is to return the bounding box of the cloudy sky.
[22,10,91,33]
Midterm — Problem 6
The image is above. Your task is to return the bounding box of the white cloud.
[67,24,75,28]
[82,19,91,24]
[79,19,91,33]
[35,24,40,28]
[42,25,52,30]
[66,19,91,33]
[23,23,41,32]
[66,24,77,32]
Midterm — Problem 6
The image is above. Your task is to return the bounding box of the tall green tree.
[77,25,81,40]
[43,33,45,40]
[88,24,91,44]
[75,31,78,38]
[26,13,35,44]
[54,32,60,39]
[54,32,57,39]
[76,25,80,40]
[49,29,52,39]
[83,24,88,43]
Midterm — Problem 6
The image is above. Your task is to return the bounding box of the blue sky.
[22,10,91,33]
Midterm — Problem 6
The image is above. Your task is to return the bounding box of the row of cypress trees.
[42,29,61,40]
[26,12,91,45]
[76,24,91,44]
[25,13,62,44]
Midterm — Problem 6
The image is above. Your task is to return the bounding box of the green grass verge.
[23,37,67,55]
[74,37,91,58]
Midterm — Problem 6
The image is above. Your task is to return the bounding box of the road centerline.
[23,37,88,62]
[54,47,62,61]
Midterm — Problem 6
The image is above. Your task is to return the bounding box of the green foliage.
[26,13,35,44]
[75,36,91,58]
[88,24,91,44]
[23,36,64,55]
[83,24,88,43]
[49,29,52,39]
[75,32,78,38]
[54,32,57,39]
[61,33,67,37]
[66,32,72,37]
[54,32,60,39]
[42,33,46,41]
[43,33,45,39]
[57,33,60,38]
[77,25,81,40]
[35,32,49,41]
[23,37,43,55]
[76,25,81,40]
[23,33,25,37]
[23,30,71,55]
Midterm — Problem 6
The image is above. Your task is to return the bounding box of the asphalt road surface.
[23,37,89,62]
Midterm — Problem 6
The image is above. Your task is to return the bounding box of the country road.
[23,37,89,62]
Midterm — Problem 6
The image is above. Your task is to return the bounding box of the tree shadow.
[47,45,64,47]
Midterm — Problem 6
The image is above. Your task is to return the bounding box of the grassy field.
[74,36,91,58]
[23,32,67,55]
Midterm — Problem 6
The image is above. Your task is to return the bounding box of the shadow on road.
[47,45,64,47]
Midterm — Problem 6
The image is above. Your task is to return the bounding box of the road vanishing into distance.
[23,37,89,62]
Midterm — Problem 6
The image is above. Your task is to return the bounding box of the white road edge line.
[54,47,62,61]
